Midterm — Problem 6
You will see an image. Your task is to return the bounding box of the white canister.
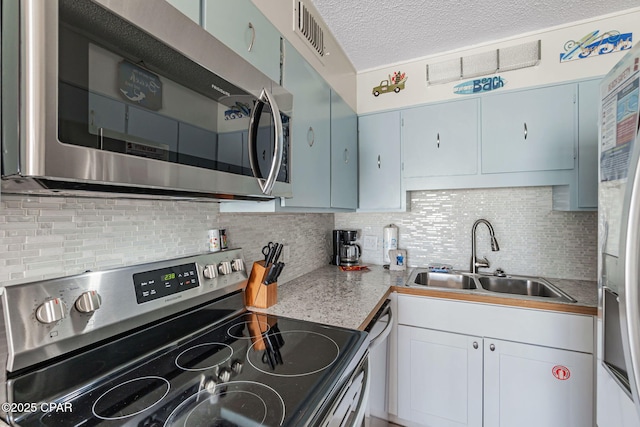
[208,229,221,252]
[383,224,398,264]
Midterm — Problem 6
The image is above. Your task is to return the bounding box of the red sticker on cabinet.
[552,365,571,380]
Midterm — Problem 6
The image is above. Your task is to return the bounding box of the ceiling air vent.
[427,40,541,85]
[295,0,325,59]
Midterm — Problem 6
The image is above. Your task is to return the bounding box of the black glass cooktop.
[9,297,368,427]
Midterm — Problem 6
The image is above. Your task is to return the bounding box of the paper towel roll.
[383,224,398,264]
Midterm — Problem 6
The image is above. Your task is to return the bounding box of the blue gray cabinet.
[552,79,600,211]
[331,91,358,209]
[166,0,200,24]
[202,0,281,82]
[576,79,599,208]
[402,99,479,178]
[280,41,331,208]
[358,111,403,211]
[481,84,576,174]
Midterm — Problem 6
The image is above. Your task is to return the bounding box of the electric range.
[0,250,369,426]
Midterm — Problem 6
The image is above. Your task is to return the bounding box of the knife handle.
[263,263,277,284]
[265,243,278,266]
[272,243,284,264]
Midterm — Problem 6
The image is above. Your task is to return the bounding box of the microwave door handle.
[248,88,283,195]
[623,139,640,418]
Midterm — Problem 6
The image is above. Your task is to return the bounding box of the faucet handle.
[474,256,490,269]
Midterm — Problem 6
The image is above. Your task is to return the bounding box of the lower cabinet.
[398,326,483,427]
[396,294,594,427]
[483,338,593,427]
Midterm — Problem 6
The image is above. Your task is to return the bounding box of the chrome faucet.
[470,219,500,274]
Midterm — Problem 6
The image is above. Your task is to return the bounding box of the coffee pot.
[331,230,362,266]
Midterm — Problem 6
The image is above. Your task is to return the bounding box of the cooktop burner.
[92,376,171,421]
[247,331,340,377]
[164,381,285,427]
[175,343,234,371]
[227,320,270,340]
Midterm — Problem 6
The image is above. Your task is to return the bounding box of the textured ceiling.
[309,0,640,71]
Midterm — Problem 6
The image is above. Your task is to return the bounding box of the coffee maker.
[331,230,361,266]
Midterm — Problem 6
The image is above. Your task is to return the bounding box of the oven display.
[133,263,199,304]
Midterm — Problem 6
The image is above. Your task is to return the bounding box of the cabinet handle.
[344,148,349,164]
[307,126,315,147]
[377,155,381,169]
[437,132,440,148]
[489,343,496,351]
[473,341,479,349]
[524,122,528,140]
[247,22,255,52]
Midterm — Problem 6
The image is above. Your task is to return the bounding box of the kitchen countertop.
[252,265,598,330]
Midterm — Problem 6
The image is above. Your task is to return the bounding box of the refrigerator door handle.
[621,132,640,421]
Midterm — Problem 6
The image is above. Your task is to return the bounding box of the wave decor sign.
[560,30,633,62]
[453,76,506,95]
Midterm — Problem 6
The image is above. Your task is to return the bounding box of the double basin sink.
[407,268,576,303]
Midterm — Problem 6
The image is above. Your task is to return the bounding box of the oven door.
[2,0,292,199]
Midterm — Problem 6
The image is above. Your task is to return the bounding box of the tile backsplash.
[335,187,597,281]
[0,186,597,286]
[0,195,333,286]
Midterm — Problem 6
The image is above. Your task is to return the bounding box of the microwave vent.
[294,0,325,60]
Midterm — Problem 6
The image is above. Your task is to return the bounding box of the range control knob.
[218,261,232,275]
[36,298,67,324]
[231,259,244,272]
[75,290,102,313]
[203,264,218,279]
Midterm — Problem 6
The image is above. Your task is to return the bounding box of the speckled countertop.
[252,265,597,330]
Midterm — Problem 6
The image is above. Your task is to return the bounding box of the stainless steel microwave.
[1,0,292,200]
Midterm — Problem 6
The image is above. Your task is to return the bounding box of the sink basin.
[406,268,577,303]
[411,271,476,290]
[476,275,576,303]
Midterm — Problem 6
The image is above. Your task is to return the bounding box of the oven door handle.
[322,355,371,427]
[368,305,393,350]
[248,87,283,196]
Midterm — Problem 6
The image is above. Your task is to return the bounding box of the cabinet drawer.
[397,294,594,353]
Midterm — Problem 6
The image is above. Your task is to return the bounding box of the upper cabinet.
[202,0,281,82]
[402,98,479,178]
[358,111,404,211]
[330,91,358,210]
[166,0,200,24]
[481,84,576,174]
[280,41,331,209]
[392,80,598,210]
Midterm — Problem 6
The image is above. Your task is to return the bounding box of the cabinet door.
[358,111,402,210]
[397,325,483,427]
[403,99,479,178]
[577,79,599,208]
[203,0,281,82]
[330,91,358,209]
[281,42,331,208]
[481,84,576,173]
[484,338,593,427]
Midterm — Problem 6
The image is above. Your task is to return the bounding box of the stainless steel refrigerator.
[598,41,640,427]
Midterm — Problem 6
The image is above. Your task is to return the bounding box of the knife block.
[245,260,277,309]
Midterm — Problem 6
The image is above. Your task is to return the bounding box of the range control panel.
[2,249,248,372]
[133,263,199,304]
